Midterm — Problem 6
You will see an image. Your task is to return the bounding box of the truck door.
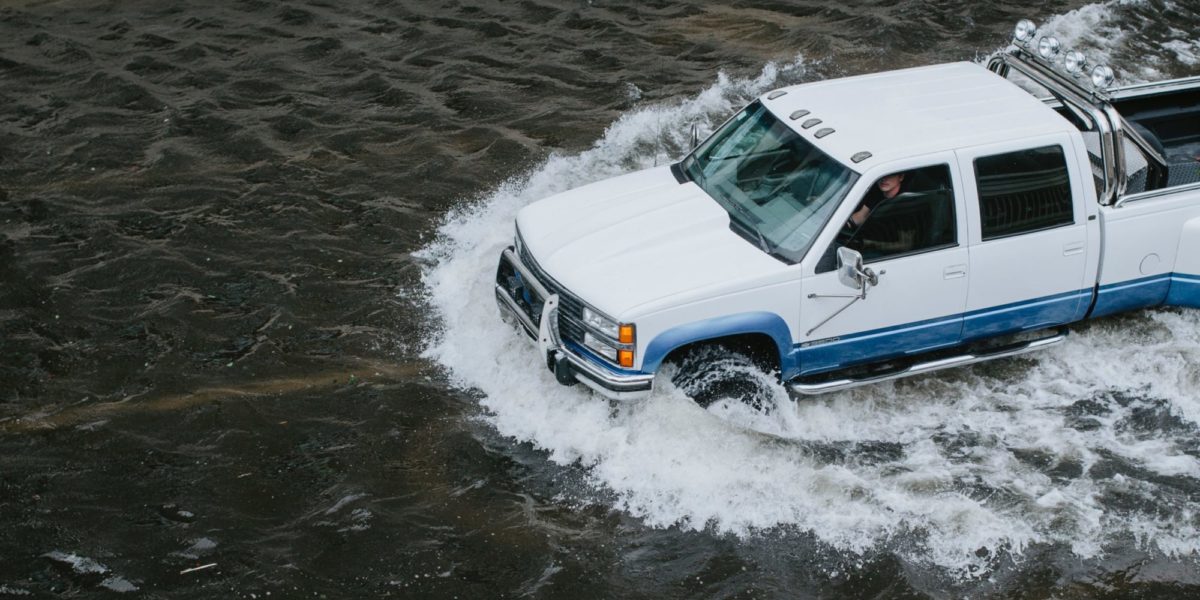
[955,135,1095,341]
[797,158,970,375]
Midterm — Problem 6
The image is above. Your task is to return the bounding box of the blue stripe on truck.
[1167,273,1200,308]
[635,272,1200,381]
[961,288,1092,341]
[1089,273,1172,318]
[795,313,964,375]
[796,288,1089,376]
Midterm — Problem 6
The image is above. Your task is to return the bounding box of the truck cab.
[758,62,1101,385]
[494,22,1200,402]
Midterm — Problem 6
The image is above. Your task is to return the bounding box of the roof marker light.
[767,90,787,99]
[1014,20,1037,45]
[814,128,835,139]
[851,151,872,163]
[1091,65,1115,88]
[801,118,822,129]
[1064,50,1087,75]
[790,109,810,120]
[1037,36,1061,59]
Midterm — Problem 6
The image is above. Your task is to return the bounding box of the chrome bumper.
[494,247,653,401]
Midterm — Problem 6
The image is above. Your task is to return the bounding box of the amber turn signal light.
[618,349,634,368]
[618,324,635,344]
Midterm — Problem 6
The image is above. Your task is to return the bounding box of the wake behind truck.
[494,20,1200,402]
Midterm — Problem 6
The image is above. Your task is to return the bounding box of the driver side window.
[816,164,957,272]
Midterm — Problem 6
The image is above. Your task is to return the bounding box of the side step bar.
[788,330,1068,395]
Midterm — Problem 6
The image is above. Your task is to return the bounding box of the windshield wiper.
[752,223,771,254]
[727,202,772,254]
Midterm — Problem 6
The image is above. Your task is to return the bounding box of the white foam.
[99,577,139,593]
[419,9,1200,576]
[1035,0,1200,83]
[43,551,108,575]
[1163,39,1200,66]
[1040,1,1141,54]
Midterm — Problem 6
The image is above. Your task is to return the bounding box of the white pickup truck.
[494,21,1200,402]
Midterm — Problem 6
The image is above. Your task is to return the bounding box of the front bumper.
[494,247,653,401]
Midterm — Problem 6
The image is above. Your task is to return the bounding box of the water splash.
[418,2,1200,577]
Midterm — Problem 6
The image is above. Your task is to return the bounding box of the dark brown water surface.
[2,0,1200,597]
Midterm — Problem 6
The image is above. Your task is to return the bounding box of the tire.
[667,344,778,411]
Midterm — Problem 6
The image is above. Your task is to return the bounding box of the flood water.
[2,0,1200,597]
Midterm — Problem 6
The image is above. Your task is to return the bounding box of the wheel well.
[662,333,782,375]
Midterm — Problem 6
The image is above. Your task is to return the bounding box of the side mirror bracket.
[805,247,885,336]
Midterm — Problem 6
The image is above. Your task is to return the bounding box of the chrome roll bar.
[988,50,1124,204]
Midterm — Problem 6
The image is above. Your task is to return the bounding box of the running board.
[788,330,1068,395]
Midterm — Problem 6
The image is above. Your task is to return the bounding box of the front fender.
[640,311,794,374]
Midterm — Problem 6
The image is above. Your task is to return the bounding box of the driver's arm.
[849,204,871,227]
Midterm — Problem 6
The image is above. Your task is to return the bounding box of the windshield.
[681,101,859,264]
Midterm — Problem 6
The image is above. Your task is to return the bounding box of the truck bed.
[1113,86,1200,187]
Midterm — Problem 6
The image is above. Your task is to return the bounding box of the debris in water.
[179,563,217,575]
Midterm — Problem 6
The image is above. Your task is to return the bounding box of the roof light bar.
[1012,21,1116,91]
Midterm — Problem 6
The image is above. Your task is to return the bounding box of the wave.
[418,1,1200,576]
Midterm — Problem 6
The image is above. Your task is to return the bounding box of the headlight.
[583,332,618,362]
[581,307,636,367]
[582,306,619,339]
[583,332,635,367]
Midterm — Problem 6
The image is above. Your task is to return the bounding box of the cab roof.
[761,62,1075,170]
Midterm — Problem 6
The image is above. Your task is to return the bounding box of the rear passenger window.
[974,145,1074,240]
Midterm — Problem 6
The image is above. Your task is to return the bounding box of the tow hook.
[548,351,577,386]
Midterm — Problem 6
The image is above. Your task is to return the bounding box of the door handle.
[1063,241,1085,256]
[943,265,967,279]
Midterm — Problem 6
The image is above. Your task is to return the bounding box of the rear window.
[974,145,1074,240]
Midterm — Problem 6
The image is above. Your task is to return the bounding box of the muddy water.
[2,0,1199,597]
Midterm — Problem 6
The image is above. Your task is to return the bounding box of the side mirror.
[836,246,879,293]
[836,246,863,288]
[805,246,884,336]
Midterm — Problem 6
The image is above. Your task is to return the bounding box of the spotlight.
[1037,36,1061,59]
[1091,65,1115,88]
[1014,20,1037,45]
[1064,50,1087,75]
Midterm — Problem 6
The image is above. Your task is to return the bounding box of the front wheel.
[666,345,779,412]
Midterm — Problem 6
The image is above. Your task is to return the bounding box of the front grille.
[515,243,588,348]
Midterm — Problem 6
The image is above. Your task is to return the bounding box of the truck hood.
[515,166,786,319]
